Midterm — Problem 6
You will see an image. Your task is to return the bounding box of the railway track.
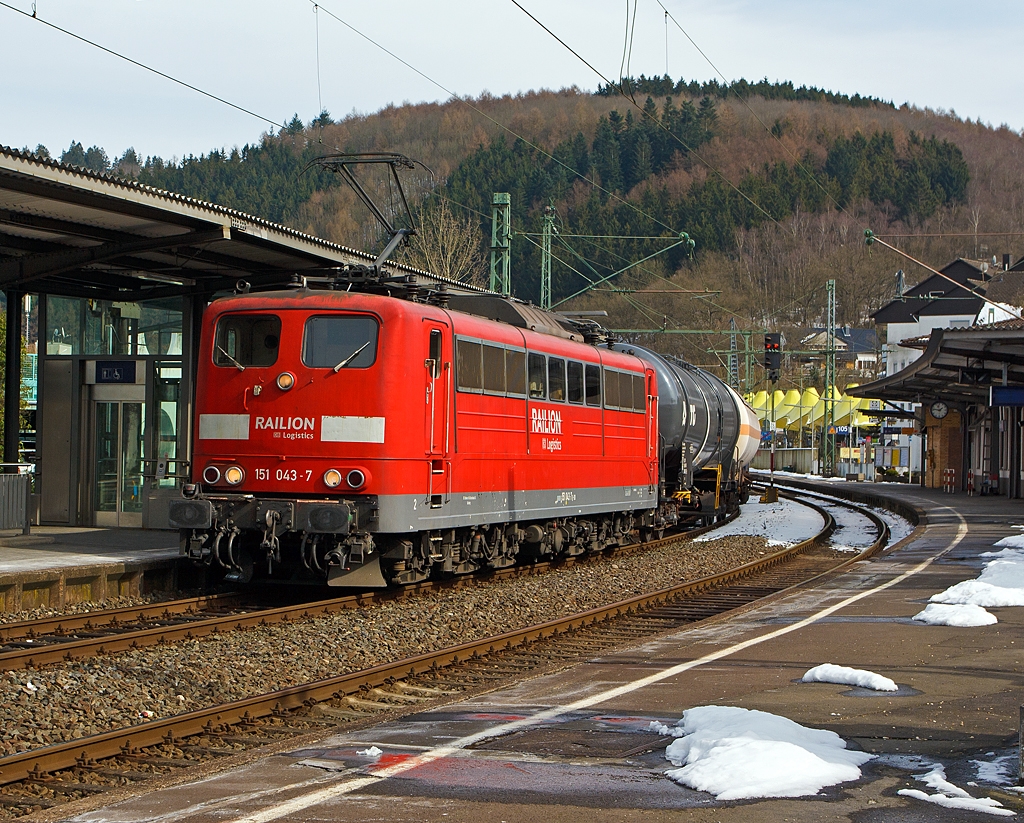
[0,514,735,673]
[0,489,898,818]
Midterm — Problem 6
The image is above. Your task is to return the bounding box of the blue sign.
[95,360,137,384]
[991,386,1024,407]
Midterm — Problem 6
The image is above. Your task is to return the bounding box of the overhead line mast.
[490,193,512,296]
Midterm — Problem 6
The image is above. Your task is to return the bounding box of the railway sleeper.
[390,682,459,697]
[24,779,111,795]
[367,687,428,704]
[89,768,156,782]
[311,703,373,720]
[168,744,242,757]
[343,695,399,712]
[0,795,59,809]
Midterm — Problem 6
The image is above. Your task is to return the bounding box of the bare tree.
[403,199,486,286]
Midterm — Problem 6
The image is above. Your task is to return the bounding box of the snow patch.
[913,603,997,627]
[898,764,1014,816]
[930,546,1024,609]
[655,705,872,799]
[974,754,1018,785]
[692,499,823,548]
[801,663,898,692]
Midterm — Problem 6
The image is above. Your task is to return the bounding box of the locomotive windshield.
[303,315,379,369]
[214,314,281,368]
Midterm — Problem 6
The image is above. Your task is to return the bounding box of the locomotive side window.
[214,314,281,368]
[528,353,546,399]
[456,339,483,391]
[506,349,526,396]
[567,361,584,404]
[427,329,442,378]
[603,367,619,409]
[482,344,506,393]
[621,372,637,411]
[585,364,601,406]
[632,373,646,411]
[548,358,566,402]
[303,315,378,369]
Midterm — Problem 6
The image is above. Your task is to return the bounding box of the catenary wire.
[0,1,287,132]
[508,0,781,227]
[655,0,1018,316]
[3,0,685,263]
[311,0,682,237]
[314,4,324,142]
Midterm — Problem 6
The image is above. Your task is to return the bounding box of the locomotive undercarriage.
[175,492,675,588]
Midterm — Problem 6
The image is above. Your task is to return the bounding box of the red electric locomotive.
[171,285,661,586]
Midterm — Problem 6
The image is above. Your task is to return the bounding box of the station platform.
[61,481,1024,822]
[0,527,181,613]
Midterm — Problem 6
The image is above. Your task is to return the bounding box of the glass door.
[92,400,145,527]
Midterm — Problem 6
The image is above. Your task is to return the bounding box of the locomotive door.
[424,323,451,507]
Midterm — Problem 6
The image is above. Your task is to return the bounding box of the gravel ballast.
[1,535,772,757]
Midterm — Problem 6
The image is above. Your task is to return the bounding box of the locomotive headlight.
[276,371,295,390]
[202,465,221,484]
[346,469,366,489]
[224,465,245,486]
[323,469,343,488]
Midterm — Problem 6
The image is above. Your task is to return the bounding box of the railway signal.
[764,333,782,383]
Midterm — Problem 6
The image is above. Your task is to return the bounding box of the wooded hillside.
[33,76,1024,370]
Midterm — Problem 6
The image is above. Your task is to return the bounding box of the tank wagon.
[170,284,758,587]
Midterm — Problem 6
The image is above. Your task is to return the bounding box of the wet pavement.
[56,484,1024,821]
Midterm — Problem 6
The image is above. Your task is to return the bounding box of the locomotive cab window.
[303,315,378,369]
[214,314,281,368]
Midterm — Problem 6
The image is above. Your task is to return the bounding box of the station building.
[850,256,1024,496]
[0,147,472,529]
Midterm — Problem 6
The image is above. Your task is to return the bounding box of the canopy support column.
[3,289,22,465]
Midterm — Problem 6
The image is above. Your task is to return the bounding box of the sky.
[0,0,1022,163]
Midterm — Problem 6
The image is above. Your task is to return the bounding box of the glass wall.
[45,296,182,356]
[154,361,182,489]
[41,295,189,525]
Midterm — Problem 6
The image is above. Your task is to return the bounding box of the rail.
[0,491,883,788]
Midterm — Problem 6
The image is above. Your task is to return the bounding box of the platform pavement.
[58,480,1024,822]
[0,527,181,612]
[767,473,1024,519]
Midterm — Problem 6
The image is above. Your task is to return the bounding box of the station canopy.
[847,320,1024,404]
[0,145,458,301]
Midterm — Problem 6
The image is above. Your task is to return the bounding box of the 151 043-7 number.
[253,468,313,482]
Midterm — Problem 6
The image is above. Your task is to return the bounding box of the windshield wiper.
[333,341,371,372]
[216,345,246,371]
